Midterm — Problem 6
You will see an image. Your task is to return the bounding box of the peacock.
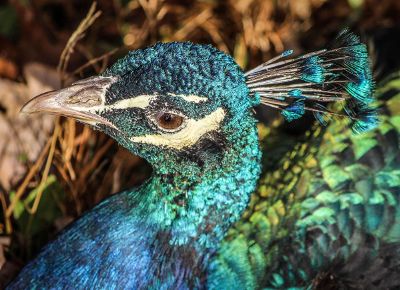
[7,30,400,289]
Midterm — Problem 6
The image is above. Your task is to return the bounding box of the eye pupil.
[163,113,172,122]
[157,112,184,130]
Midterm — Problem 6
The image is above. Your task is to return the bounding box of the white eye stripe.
[107,95,156,110]
[92,93,208,112]
[167,93,208,103]
[84,95,156,114]
[130,107,225,150]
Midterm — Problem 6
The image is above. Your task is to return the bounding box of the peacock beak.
[21,76,118,129]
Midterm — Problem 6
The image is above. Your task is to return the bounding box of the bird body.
[213,74,400,288]
[9,32,398,289]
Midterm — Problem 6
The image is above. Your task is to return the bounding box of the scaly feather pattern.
[245,30,378,133]
[210,71,400,289]
[10,33,385,289]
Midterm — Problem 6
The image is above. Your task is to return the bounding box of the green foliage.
[10,175,65,259]
[0,5,19,39]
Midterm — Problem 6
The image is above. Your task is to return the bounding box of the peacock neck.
[9,112,262,289]
[124,111,261,284]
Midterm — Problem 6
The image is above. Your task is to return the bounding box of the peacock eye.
[155,112,184,131]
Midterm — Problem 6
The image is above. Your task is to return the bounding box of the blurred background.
[0,0,399,286]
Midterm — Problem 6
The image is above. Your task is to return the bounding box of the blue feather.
[281,100,305,121]
[288,89,304,98]
[348,103,379,133]
[300,56,325,84]
[281,49,294,57]
[346,77,373,104]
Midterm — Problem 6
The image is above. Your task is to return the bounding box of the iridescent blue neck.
[9,112,261,289]
[127,111,261,285]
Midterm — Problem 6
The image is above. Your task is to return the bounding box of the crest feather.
[246,29,378,133]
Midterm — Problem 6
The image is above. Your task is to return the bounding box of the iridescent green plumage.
[10,31,395,289]
[213,72,400,289]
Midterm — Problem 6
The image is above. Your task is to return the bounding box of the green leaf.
[9,191,24,219]
[14,174,65,257]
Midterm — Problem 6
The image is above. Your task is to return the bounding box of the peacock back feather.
[211,71,400,289]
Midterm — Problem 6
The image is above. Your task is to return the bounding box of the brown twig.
[0,190,11,234]
[6,138,52,218]
[25,120,60,214]
[57,1,102,86]
[77,139,114,191]
[6,2,103,221]
[64,48,119,83]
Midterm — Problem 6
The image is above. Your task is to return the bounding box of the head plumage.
[245,29,378,133]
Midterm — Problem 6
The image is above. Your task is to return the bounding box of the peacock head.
[22,43,257,173]
[22,31,378,174]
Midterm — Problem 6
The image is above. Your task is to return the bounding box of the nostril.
[65,90,102,106]
[0,103,6,114]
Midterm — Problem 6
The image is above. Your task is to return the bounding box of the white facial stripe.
[107,95,156,110]
[81,95,156,114]
[167,93,208,103]
[85,93,207,114]
[131,107,225,150]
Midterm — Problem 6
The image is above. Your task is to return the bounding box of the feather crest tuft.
[246,29,377,133]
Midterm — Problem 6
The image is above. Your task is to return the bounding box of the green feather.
[212,70,400,288]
